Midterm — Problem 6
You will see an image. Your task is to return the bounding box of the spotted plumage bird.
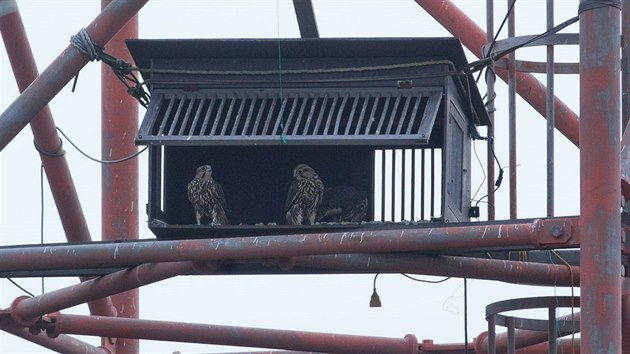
[285,163,324,225]
[187,164,229,226]
[316,186,368,223]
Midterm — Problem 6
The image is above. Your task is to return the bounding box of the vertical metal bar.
[421,149,425,220]
[291,96,309,135]
[385,95,402,134]
[209,96,227,135]
[101,1,139,352]
[364,94,381,134]
[0,0,117,325]
[546,0,555,217]
[430,149,435,218]
[395,95,411,134]
[230,97,250,135]
[313,95,330,134]
[220,97,238,135]
[404,95,422,134]
[350,94,369,135]
[486,0,496,221]
[251,97,271,135]
[579,1,622,352]
[488,314,496,354]
[199,96,216,135]
[177,97,196,135]
[298,96,317,135]
[284,96,304,135]
[343,95,359,135]
[157,96,177,135]
[381,150,386,222]
[238,98,257,136]
[375,96,392,134]
[508,0,517,219]
[392,149,397,221]
[548,307,557,354]
[401,149,406,220]
[187,97,206,136]
[506,316,515,354]
[623,0,630,133]
[411,149,416,220]
[623,292,630,353]
[326,94,345,135]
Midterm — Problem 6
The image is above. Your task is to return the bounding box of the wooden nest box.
[128,37,490,239]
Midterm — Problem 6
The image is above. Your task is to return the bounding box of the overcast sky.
[1,1,581,353]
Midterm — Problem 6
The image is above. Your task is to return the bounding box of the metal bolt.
[551,225,564,238]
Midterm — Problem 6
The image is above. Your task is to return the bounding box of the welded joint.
[532,218,578,247]
[9,296,39,328]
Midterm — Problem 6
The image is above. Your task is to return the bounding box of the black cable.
[401,273,451,284]
[7,278,34,298]
[464,278,469,354]
[475,0,517,84]
[56,127,147,164]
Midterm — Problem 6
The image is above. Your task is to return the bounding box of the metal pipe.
[294,253,579,287]
[476,311,580,353]
[0,0,117,318]
[623,0,630,133]
[100,0,139,352]
[0,218,578,272]
[623,292,630,353]
[45,314,418,354]
[0,317,109,354]
[0,0,149,151]
[414,0,580,147]
[515,338,580,354]
[579,1,622,352]
[10,262,196,326]
[506,316,515,354]
[546,0,555,217]
[486,0,496,220]
[507,0,517,219]
[548,307,557,354]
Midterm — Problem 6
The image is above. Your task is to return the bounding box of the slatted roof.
[129,38,490,146]
[137,88,442,145]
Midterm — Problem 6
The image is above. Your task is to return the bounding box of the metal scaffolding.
[0,0,627,353]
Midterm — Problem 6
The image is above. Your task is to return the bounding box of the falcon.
[316,186,368,223]
[285,163,324,225]
[187,164,229,225]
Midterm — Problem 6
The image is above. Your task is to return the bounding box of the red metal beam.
[623,291,630,353]
[0,0,148,151]
[44,314,419,354]
[100,0,139,352]
[0,0,117,319]
[0,317,109,354]
[9,262,196,326]
[0,218,579,272]
[294,253,579,287]
[579,2,622,352]
[413,0,580,147]
[515,338,579,354]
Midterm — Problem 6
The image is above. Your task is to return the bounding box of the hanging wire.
[550,250,577,354]
[276,0,287,144]
[56,127,147,164]
[7,278,34,298]
[475,0,517,84]
[401,273,451,284]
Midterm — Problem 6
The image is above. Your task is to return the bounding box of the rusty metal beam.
[9,262,196,326]
[0,0,148,151]
[294,253,579,287]
[43,314,419,354]
[0,218,579,273]
[0,317,109,354]
[579,1,622,352]
[413,0,580,147]
[100,0,139,352]
[0,0,117,319]
[485,0,496,220]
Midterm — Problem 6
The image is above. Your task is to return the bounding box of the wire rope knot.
[70,28,103,62]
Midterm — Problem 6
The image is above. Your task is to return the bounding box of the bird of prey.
[316,186,368,223]
[187,164,229,226]
[285,163,324,225]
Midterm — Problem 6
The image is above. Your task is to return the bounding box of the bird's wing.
[215,181,228,209]
[285,180,300,211]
